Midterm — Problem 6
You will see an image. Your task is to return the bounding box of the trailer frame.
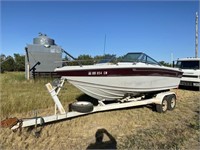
[11,78,177,131]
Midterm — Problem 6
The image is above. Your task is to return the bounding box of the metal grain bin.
[25,33,62,79]
[33,33,55,46]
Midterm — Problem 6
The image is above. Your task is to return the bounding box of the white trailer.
[2,78,176,131]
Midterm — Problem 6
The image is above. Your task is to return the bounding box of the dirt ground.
[0,88,200,150]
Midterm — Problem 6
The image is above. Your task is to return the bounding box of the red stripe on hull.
[56,68,182,78]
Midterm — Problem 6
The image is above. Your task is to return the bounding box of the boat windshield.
[120,53,160,65]
[97,55,116,64]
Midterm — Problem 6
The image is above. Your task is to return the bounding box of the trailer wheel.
[156,98,168,113]
[167,94,176,111]
[71,101,94,113]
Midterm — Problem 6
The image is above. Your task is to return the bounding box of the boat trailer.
[1,78,177,131]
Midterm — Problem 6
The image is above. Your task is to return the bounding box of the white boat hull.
[64,76,180,100]
[56,53,183,101]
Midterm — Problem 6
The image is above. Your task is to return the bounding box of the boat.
[55,52,183,101]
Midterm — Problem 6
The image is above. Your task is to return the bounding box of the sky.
[1,0,199,63]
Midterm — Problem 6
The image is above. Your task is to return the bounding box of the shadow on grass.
[86,128,117,150]
[145,104,157,112]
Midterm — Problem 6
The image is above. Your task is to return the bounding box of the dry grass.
[0,72,200,150]
[0,72,82,118]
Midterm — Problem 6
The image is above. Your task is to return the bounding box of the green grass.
[0,72,82,118]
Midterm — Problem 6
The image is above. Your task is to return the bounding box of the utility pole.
[103,34,106,55]
[195,12,198,58]
[171,53,174,67]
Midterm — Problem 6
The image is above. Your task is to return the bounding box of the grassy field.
[0,72,82,118]
[0,72,199,150]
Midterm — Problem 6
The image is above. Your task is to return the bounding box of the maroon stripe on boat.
[56,68,182,78]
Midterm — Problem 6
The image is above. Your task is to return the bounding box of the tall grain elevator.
[25,33,63,79]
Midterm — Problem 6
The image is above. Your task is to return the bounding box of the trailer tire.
[71,101,94,113]
[156,97,168,113]
[167,94,176,111]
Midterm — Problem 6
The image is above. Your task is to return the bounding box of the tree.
[0,53,25,72]
[159,61,171,67]
[0,54,6,61]
[77,54,94,65]
[1,56,15,72]
[14,53,25,71]
[0,54,6,73]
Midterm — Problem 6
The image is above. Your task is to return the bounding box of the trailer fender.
[153,91,176,105]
